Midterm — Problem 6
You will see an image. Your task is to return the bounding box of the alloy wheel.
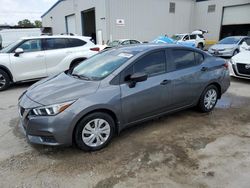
[204,89,217,110]
[0,73,6,89]
[82,118,111,147]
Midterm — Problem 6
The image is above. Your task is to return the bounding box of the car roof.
[111,43,196,54]
[20,35,91,40]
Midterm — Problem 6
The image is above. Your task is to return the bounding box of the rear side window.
[171,50,196,70]
[198,34,204,38]
[67,38,86,47]
[134,51,166,76]
[130,40,140,44]
[44,38,67,50]
[195,52,204,64]
[190,35,196,40]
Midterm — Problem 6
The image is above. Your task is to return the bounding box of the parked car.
[172,33,205,49]
[18,44,230,151]
[0,35,99,91]
[0,28,41,48]
[229,50,250,79]
[106,39,141,48]
[208,36,250,57]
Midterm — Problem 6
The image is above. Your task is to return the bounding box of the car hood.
[25,72,100,105]
[232,51,250,64]
[210,44,236,50]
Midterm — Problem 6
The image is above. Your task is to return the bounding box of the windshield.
[108,40,121,47]
[171,35,184,41]
[0,40,22,53]
[71,50,133,80]
[218,37,241,45]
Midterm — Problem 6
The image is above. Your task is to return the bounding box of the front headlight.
[229,59,235,65]
[32,100,75,116]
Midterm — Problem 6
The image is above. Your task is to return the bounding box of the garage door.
[222,4,250,25]
[220,4,250,39]
[66,14,76,34]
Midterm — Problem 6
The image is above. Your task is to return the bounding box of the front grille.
[237,63,250,75]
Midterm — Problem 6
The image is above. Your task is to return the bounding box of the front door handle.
[201,67,208,71]
[160,80,171,85]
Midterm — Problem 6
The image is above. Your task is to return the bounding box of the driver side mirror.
[128,72,148,88]
[14,48,24,57]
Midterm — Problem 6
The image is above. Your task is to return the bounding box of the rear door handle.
[160,80,171,85]
[201,67,208,71]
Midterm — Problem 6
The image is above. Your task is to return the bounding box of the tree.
[34,20,42,28]
[17,19,34,27]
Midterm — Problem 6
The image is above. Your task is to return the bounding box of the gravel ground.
[0,78,250,188]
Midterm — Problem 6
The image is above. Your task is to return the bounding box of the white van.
[0,28,41,48]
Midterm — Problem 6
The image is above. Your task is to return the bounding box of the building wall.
[106,0,195,42]
[42,0,108,42]
[193,0,250,42]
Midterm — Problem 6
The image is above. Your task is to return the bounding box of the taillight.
[90,47,100,52]
[223,62,229,69]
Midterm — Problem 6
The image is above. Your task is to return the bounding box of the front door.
[120,50,171,124]
[10,39,46,81]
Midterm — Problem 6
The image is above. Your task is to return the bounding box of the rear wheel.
[198,85,218,113]
[74,112,115,151]
[0,70,10,91]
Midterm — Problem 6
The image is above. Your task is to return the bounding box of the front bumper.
[208,49,234,57]
[228,62,250,80]
[18,94,76,146]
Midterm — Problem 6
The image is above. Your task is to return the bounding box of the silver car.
[208,36,250,57]
[18,44,230,151]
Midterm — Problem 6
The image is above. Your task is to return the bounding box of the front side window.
[171,50,196,70]
[121,40,130,45]
[130,40,140,44]
[18,39,42,52]
[190,35,196,40]
[183,35,189,41]
[44,38,67,50]
[134,51,166,76]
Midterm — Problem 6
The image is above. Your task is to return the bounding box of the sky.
[0,0,58,25]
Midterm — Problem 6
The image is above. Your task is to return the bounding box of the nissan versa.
[18,44,230,151]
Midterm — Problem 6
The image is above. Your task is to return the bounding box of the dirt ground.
[0,78,250,188]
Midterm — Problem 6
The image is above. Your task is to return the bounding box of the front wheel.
[198,85,218,113]
[0,70,10,91]
[74,112,115,151]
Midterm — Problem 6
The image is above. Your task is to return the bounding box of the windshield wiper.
[71,73,92,81]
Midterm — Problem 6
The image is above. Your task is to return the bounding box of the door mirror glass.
[14,48,24,57]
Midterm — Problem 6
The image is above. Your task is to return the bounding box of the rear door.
[120,50,171,124]
[10,39,46,81]
[166,48,206,108]
[43,38,69,75]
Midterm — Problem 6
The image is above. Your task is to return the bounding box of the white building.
[42,0,250,44]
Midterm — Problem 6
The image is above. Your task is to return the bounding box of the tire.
[0,69,10,91]
[198,85,219,113]
[197,43,204,50]
[74,112,115,151]
[232,50,239,57]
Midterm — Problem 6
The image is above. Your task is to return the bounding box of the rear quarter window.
[67,38,87,47]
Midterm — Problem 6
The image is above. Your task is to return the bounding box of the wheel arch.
[72,108,119,144]
[0,65,13,82]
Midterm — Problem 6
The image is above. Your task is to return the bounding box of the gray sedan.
[18,44,230,151]
[208,36,250,57]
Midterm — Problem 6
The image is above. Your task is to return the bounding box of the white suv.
[172,33,205,49]
[0,35,99,91]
